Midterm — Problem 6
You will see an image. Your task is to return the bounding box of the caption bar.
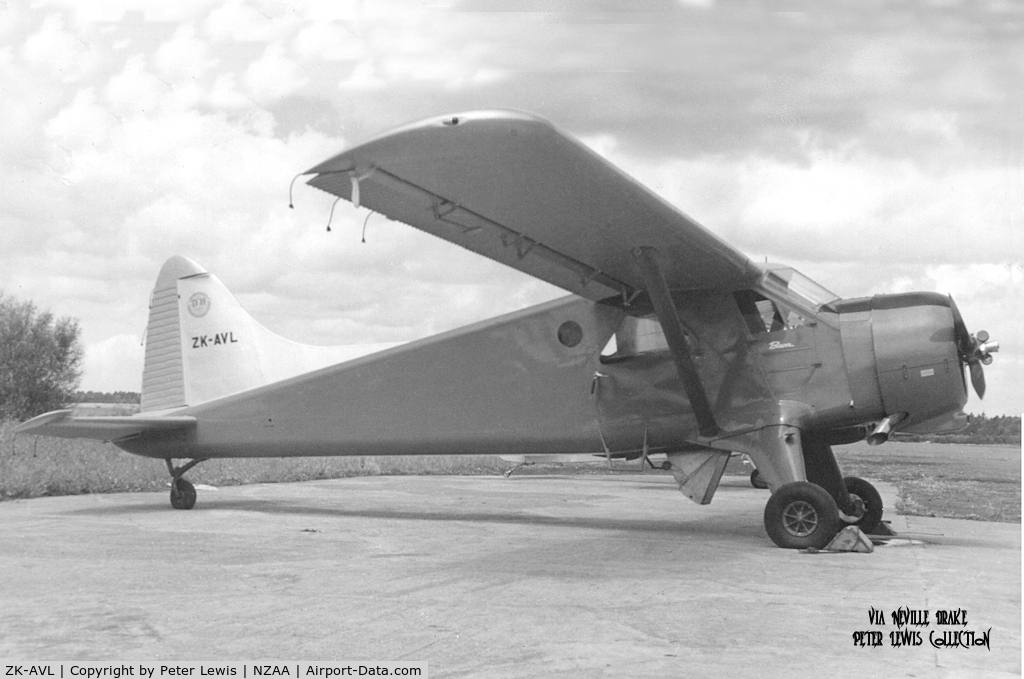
[2,664,426,679]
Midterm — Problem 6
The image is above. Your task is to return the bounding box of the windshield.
[760,265,839,310]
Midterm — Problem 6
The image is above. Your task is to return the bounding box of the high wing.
[13,409,196,442]
[303,110,760,305]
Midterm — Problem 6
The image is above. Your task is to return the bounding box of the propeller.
[949,298,999,398]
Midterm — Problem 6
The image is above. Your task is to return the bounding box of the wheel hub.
[840,494,867,524]
[782,500,819,537]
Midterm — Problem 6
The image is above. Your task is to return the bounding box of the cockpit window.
[734,290,808,336]
[600,316,668,361]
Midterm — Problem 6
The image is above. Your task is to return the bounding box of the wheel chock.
[823,526,874,553]
[869,520,898,537]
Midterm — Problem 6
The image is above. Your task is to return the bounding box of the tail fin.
[141,256,383,412]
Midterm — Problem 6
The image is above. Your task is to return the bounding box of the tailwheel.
[170,478,197,510]
[764,481,840,549]
[165,458,205,510]
[843,476,883,534]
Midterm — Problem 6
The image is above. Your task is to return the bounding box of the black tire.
[764,481,840,549]
[844,476,883,534]
[750,468,769,489]
[170,478,197,510]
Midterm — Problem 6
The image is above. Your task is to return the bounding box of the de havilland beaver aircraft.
[16,110,999,549]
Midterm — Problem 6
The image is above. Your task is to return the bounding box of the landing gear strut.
[165,458,205,510]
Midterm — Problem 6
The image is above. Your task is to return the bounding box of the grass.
[0,420,510,501]
[1,421,1019,523]
[832,441,1020,523]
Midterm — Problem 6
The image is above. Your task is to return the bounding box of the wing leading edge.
[304,110,760,305]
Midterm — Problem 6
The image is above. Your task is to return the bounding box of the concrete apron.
[0,474,1018,678]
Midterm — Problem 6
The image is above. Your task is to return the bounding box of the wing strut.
[633,247,719,437]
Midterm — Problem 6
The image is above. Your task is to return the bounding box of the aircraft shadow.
[69,497,766,542]
[64,493,1009,549]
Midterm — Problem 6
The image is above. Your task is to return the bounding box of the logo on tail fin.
[188,292,211,317]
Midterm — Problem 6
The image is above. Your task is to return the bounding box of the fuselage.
[115,265,969,462]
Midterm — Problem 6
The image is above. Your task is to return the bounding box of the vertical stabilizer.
[141,256,390,412]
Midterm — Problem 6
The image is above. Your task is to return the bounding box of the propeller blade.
[969,361,986,399]
[949,296,995,399]
[948,297,973,357]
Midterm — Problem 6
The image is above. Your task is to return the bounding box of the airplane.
[15,110,999,549]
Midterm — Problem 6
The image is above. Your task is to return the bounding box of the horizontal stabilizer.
[13,409,196,442]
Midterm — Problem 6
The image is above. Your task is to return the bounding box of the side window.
[734,290,807,335]
[735,290,780,335]
[783,308,807,329]
[600,316,668,362]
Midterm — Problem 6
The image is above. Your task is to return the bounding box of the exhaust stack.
[866,413,907,446]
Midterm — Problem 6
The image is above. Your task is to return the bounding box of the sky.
[1,0,1021,416]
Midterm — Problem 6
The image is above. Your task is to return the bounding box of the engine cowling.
[835,292,967,434]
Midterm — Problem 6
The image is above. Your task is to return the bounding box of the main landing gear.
[166,458,205,510]
[762,475,884,549]
[759,432,885,549]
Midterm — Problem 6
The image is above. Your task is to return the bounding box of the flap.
[305,110,759,305]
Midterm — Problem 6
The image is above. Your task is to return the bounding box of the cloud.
[32,0,215,23]
[20,13,99,82]
[1,2,1021,415]
[204,0,299,43]
[153,23,219,85]
[45,87,115,154]
[205,73,252,110]
[103,54,169,119]
[80,333,144,392]
[598,145,1020,269]
[242,42,308,102]
[293,21,364,62]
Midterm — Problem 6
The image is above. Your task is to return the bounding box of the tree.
[0,293,84,421]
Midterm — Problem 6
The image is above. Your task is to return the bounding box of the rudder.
[141,256,206,412]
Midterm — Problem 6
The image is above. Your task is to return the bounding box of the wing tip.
[12,409,74,435]
[11,412,197,442]
[304,109,556,175]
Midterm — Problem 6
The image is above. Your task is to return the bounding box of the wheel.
[170,478,197,510]
[750,468,769,489]
[763,481,840,549]
[660,461,672,471]
[843,476,883,533]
